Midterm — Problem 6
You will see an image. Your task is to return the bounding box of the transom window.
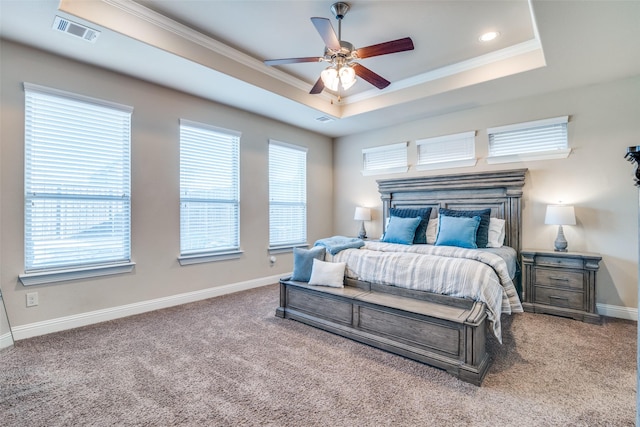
[361,142,408,176]
[487,116,570,163]
[416,131,477,170]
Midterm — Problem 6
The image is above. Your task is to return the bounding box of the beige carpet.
[0,284,636,426]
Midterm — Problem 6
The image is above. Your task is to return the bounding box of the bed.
[276,169,527,385]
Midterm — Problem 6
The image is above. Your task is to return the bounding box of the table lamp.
[354,207,371,239]
[544,204,576,252]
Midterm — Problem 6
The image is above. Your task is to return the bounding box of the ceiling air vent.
[52,16,100,43]
[315,116,335,123]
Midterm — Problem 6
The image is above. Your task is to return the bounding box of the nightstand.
[521,250,602,324]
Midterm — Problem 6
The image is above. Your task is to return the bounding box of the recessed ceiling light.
[479,31,500,42]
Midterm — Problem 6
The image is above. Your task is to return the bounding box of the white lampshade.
[339,66,356,90]
[354,207,371,221]
[320,67,339,91]
[544,205,576,225]
[321,65,357,92]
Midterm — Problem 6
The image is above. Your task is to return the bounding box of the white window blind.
[362,142,408,176]
[180,120,240,256]
[269,140,307,249]
[416,131,477,170]
[487,116,570,163]
[24,83,132,272]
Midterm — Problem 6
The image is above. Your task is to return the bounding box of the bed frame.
[277,169,527,385]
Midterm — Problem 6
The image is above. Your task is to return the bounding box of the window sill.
[268,244,309,254]
[487,149,571,164]
[19,262,136,286]
[416,158,477,171]
[178,250,243,266]
[361,166,408,177]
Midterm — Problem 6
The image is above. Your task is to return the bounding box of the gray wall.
[0,40,334,330]
[334,75,640,314]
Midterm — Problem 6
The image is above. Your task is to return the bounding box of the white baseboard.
[11,273,287,341]
[9,279,635,341]
[0,332,14,349]
[597,303,638,321]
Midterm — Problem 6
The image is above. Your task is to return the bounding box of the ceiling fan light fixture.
[321,65,356,92]
[321,66,339,91]
[339,65,356,89]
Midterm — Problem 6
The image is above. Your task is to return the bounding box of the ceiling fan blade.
[355,37,415,59]
[309,76,325,94]
[352,63,391,90]
[310,17,341,52]
[264,57,322,66]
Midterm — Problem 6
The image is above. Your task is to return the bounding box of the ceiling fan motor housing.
[325,41,354,60]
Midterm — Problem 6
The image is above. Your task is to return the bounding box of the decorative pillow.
[381,216,422,245]
[390,207,432,244]
[426,217,438,244]
[435,215,481,249]
[308,259,345,288]
[439,207,492,248]
[486,217,506,248]
[291,246,326,282]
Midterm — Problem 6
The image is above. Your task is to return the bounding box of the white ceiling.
[1,0,639,138]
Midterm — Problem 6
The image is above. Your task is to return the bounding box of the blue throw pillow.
[291,246,326,282]
[435,215,481,249]
[439,207,492,248]
[390,207,432,244]
[381,216,422,245]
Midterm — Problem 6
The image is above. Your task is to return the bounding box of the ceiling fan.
[263,2,414,96]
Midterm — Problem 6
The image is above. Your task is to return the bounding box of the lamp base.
[358,221,367,240]
[553,225,568,252]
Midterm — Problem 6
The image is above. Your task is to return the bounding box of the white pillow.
[308,259,346,288]
[486,218,506,248]
[426,217,438,244]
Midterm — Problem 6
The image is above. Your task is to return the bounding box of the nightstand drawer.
[534,268,584,290]
[534,286,584,310]
[535,256,583,269]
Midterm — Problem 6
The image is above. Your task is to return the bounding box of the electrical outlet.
[26,292,38,307]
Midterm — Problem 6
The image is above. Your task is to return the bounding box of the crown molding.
[100,0,335,103]
[343,38,544,105]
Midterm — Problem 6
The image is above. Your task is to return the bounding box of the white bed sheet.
[329,241,523,343]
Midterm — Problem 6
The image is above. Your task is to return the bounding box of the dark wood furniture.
[276,169,527,385]
[521,249,601,324]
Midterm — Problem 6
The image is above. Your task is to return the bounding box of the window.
[269,140,307,250]
[179,120,240,264]
[21,83,133,285]
[416,131,477,170]
[361,142,408,176]
[487,116,570,164]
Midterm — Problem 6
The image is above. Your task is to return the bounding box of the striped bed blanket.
[329,241,523,343]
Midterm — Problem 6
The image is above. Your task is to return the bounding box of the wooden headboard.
[377,169,527,255]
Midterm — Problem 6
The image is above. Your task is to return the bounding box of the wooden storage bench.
[276,277,491,385]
